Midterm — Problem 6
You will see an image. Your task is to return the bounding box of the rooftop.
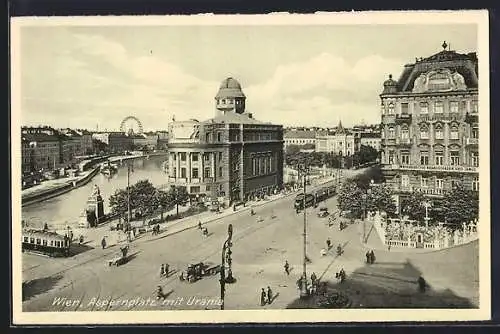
[284,130,317,139]
[203,112,267,125]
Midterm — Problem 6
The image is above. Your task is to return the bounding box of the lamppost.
[362,188,372,244]
[298,163,310,299]
[423,201,431,228]
[220,223,234,310]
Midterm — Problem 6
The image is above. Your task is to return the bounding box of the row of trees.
[109,180,190,225]
[285,145,379,169]
[337,168,479,228]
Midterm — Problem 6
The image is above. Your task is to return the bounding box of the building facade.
[315,121,361,156]
[380,43,479,210]
[92,132,133,153]
[283,130,317,149]
[21,127,62,172]
[166,77,284,204]
[360,132,382,151]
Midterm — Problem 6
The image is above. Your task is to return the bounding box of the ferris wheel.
[120,116,143,135]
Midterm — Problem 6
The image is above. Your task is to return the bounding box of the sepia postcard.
[11,11,490,325]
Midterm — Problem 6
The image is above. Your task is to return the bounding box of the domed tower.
[215,77,246,115]
[382,74,398,95]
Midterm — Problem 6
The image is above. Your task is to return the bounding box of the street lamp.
[220,223,234,310]
[298,163,310,299]
[362,188,372,244]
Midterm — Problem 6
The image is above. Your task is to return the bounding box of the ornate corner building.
[166,77,284,203]
[380,42,479,210]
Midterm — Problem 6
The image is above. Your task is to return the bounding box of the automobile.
[317,207,329,218]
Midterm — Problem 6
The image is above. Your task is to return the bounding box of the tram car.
[22,229,71,257]
[179,262,221,283]
[314,185,337,203]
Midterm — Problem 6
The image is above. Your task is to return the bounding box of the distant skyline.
[16,21,477,131]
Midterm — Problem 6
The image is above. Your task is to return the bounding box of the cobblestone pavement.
[21,169,479,311]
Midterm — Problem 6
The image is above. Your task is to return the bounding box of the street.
[22,172,479,311]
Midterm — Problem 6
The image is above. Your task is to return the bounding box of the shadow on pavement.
[22,274,63,302]
[286,259,475,309]
[69,242,94,256]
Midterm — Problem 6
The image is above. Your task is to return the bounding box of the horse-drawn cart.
[107,245,130,267]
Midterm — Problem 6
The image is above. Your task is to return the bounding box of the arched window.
[388,103,395,114]
[434,124,444,139]
[420,102,429,114]
[388,127,395,138]
[420,125,429,139]
[450,126,459,140]
[381,103,386,115]
[434,101,444,113]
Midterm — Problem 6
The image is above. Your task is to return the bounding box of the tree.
[367,184,396,217]
[400,191,427,221]
[441,184,479,228]
[131,180,158,224]
[109,188,129,222]
[353,145,379,167]
[337,181,365,218]
[286,144,301,155]
[168,186,189,216]
[155,189,174,222]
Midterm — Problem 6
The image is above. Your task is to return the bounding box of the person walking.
[164,263,170,277]
[260,288,267,306]
[326,238,332,250]
[267,286,273,304]
[418,276,426,293]
[370,250,376,264]
[284,260,290,276]
[366,251,371,264]
[198,221,202,230]
[160,264,165,277]
[101,237,107,250]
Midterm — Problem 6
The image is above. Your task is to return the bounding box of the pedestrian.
[101,237,106,250]
[326,238,332,250]
[311,272,318,289]
[366,251,370,264]
[260,288,267,306]
[370,250,376,264]
[43,223,49,231]
[418,276,426,293]
[339,268,346,283]
[164,263,170,277]
[267,286,273,304]
[160,264,165,277]
[284,260,290,276]
[387,243,391,252]
[198,221,202,230]
[79,235,84,244]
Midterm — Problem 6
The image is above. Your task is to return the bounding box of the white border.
[11,10,491,324]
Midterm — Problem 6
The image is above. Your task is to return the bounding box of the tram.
[22,229,71,257]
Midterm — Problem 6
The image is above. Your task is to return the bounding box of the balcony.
[465,112,478,124]
[395,114,412,124]
[465,138,479,146]
[396,138,412,146]
[393,164,478,173]
[419,114,462,123]
[191,178,201,183]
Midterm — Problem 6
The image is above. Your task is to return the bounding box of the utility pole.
[220,224,234,310]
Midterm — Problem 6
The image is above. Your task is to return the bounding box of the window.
[388,127,395,138]
[260,157,265,175]
[180,152,186,161]
[190,186,200,194]
[434,101,444,113]
[436,178,444,189]
[471,152,479,167]
[381,104,386,115]
[471,100,478,113]
[388,103,395,114]
[172,153,176,161]
[36,238,41,245]
[420,102,429,114]
[172,167,176,178]
[180,168,186,178]
[401,103,409,115]
[252,158,257,176]
[472,177,479,191]
[420,126,429,139]
[401,152,410,165]
[204,167,211,178]
[420,151,429,165]
[30,237,35,244]
[450,126,459,140]
[192,168,199,179]
[401,126,409,139]
[388,151,395,164]
[219,167,223,178]
[204,153,210,161]
[435,125,444,139]
[222,99,226,104]
[219,152,223,161]
[450,151,460,166]
[43,240,47,246]
[206,185,211,192]
[401,175,410,187]
[205,133,211,142]
[451,180,461,189]
[50,240,53,246]
[192,153,198,162]
[472,127,479,139]
[435,151,444,165]
[23,237,28,242]
[217,132,222,142]
[450,101,459,113]
[421,177,429,188]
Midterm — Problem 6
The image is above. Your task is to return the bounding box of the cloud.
[20,30,403,130]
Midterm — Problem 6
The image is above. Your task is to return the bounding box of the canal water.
[22,156,168,229]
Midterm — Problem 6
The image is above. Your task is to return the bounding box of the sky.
[17,22,478,131]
